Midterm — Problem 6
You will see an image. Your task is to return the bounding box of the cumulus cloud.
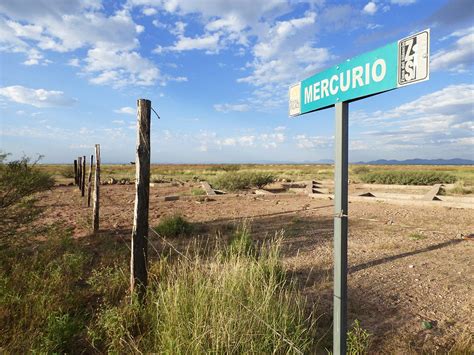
[114,106,135,115]
[0,1,165,88]
[431,27,474,73]
[238,12,334,110]
[166,33,221,53]
[362,2,378,15]
[142,7,157,16]
[350,84,474,156]
[0,85,76,108]
[85,47,160,87]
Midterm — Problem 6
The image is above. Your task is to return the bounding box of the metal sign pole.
[333,101,349,355]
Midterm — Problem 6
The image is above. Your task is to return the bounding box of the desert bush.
[212,171,275,191]
[360,171,456,185]
[447,181,472,195]
[60,166,75,179]
[207,164,241,172]
[351,166,370,175]
[0,153,55,240]
[154,215,194,238]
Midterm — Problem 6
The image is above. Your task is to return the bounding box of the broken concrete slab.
[201,181,217,195]
[423,184,442,201]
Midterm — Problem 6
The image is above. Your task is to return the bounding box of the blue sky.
[0,0,473,163]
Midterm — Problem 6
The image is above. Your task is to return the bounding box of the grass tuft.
[191,187,206,196]
[447,181,473,195]
[89,235,316,353]
[347,319,372,354]
[408,233,426,241]
[154,215,194,238]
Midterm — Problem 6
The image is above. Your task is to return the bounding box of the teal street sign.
[289,29,430,116]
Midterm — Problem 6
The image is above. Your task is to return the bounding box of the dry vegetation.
[1,157,473,353]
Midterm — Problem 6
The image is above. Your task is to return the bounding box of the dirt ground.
[38,183,473,353]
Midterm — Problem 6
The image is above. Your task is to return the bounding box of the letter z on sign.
[398,29,429,86]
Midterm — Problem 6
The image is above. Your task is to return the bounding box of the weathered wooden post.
[77,156,82,190]
[87,155,93,207]
[73,159,78,185]
[81,155,86,197]
[130,99,151,301]
[92,145,100,232]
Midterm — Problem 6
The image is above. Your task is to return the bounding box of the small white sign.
[398,29,430,87]
[289,82,301,117]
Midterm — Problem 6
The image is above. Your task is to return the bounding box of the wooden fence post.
[74,159,78,185]
[130,99,151,301]
[81,155,86,197]
[92,145,101,232]
[77,156,82,190]
[87,155,93,207]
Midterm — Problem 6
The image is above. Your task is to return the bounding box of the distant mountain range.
[353,158,474,165]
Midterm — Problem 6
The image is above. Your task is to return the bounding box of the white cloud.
[114,106,135,115]
[432,27,474,73]
[213,103,250,113]
[350,84,474,156]
[237,12,334,110]
[68,58,80,67]
[142,7,157,16]
[390,0,416,5]
[295,135,334,149]
[0,85,76,108]
[215,132,285,149]
[164,33,221,53]
[0,2,165,88]
[86,47,160,87]
[363,2,378,15]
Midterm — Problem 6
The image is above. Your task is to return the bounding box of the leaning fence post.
[130,98,151,301]
[81,155,86,197]
[77,156,82,190]
[73,159,78,185]
[92,145,101,232]
[87,155,93,207]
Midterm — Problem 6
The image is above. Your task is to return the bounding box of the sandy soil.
[38,184,473,353]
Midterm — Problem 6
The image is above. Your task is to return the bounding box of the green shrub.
[38,312,82,352]
[408,233,426,241]
[0,154,55,240]
[154,215,194,238]
[212,171,275,191]
[0,226,89,353]
[347,319,371,354]
[360,171,457,185]
[87,266,128,305]
[351,166,370,175]
[191,187,206,196]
